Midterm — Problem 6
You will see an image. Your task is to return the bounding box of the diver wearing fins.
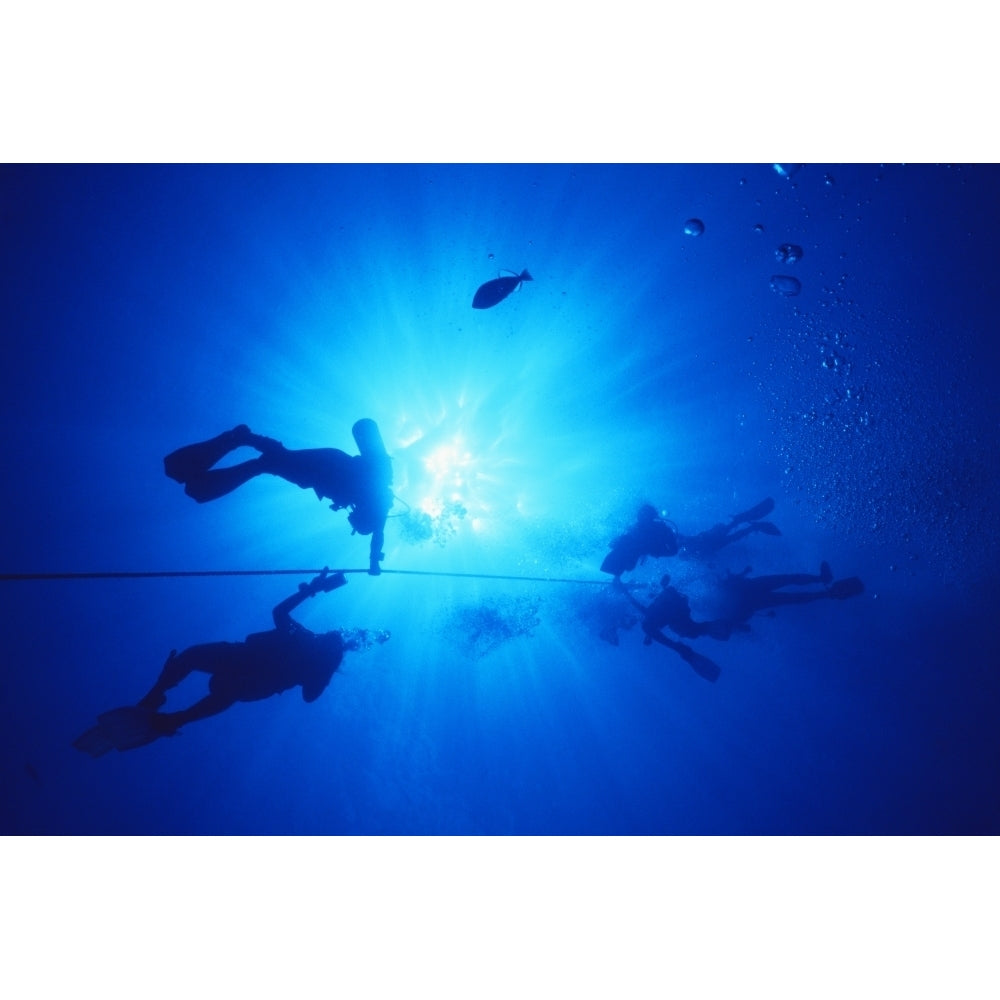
[73,570,390,756]
[165,418,393,575]
[614,574,731,683]
[707,562,865,629]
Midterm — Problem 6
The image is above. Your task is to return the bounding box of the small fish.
[472,269,533,309]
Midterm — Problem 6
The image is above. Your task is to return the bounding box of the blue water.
[2,163,998,834]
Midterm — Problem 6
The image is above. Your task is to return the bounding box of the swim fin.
[677,644,722,683]
[829,577,865,600]
[72,725,116,758]
[73,706,175,757]
[754,521,782,536]
[656,631,722,682]
[730,497,775,524]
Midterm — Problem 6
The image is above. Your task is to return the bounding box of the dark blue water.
[2,163,998,834]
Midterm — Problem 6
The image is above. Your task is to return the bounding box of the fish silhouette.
[472,269,533,309]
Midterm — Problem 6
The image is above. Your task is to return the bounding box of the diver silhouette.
[710,562,865,628]
[615,574,735,682]
[164,419,393,575]
[73,570,390,756]
[676,497,782,561]
[600,504,680,580]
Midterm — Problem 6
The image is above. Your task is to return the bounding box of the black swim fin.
[730,497,775,524]
[754,521,782,536]
[661,633,722,681]
[74,706,175,756]
[678,644,722,683]
[72,725,116,758]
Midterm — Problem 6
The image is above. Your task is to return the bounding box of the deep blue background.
[2,163,997,834]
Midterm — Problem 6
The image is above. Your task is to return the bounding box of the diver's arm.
[272,569,348,631]
[615,578,649,616]
[368,524,385,576]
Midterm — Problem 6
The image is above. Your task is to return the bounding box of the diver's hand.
[311,567,348,593]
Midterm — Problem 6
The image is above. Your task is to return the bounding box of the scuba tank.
[352,418,388,458]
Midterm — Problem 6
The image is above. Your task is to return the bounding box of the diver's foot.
[246,431,283,453]
[228,425,282,452]
[820,561,833,585]
[229,424,253,446]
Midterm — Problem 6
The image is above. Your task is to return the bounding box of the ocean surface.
[2,162,998,834]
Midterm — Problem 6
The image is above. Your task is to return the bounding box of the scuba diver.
[676,496,782,562]
[164,418,393,575]
[708,562,865,628]
[614,574,738,683]
[600,504,680,580]
[73,570,390,756]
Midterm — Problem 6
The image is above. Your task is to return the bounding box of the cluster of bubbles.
[748,164,995,587]
[340,627,392,652]
[771,244,805,296]
[776,243,803,264]
[764,298,995,584]
[770,275,802,297]
[773,164,802,180]
[767,169,810,295]
[398,501,468,547]
[686,170,810,295]
[450,595,542,660]
[776,165,835,187]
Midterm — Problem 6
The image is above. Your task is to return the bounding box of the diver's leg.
[163,426,253,483]
[753,562,831,589]
[255,446,353,501]
[752,571,826,590]
[136,644,230,710]
[138,649,187,710]
[720,525,755,546]
[669,617,709,640]
[677,616,744,640]
[753,591,831,608]
[730,497,775,524]
[642,622,675,647]
[182,458,267,503]
[152,692,236,734]
[751,521,783,537]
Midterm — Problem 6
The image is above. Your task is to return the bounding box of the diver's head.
[637,503,658,523]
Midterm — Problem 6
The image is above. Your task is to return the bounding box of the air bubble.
[773,164,802,179]
[775,243,803,264]
[770,275,802,297]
